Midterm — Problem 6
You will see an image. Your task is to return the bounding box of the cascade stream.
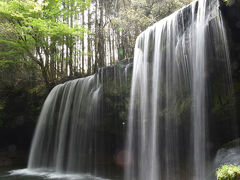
[124,0,233,179]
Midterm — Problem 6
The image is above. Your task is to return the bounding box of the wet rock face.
[216,0,240,150]
[220,0,240,43]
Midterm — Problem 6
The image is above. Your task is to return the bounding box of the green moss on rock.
[217,165,240,180]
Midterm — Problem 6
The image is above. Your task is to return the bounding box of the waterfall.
[124,0,232,179]
[14,60,132,179]
[28,75,103,175]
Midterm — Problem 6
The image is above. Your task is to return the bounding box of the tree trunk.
[98,1,105,67]
[81,8,85,74]
[112,30,115,64]
[94,0,98,72]
[87,6,92,75]
[108,28,112,65]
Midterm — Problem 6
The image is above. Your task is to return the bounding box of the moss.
[212,94,232,115]
[0,101,4,110]
[223,0,229,4]
[217,165,240,180]
[179,97,190,115]
[223,0,235,6]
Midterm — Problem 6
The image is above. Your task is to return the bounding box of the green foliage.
[0,0,90,88]
[217,165,240,180]
[223,0,232,6]
[0,0,87,44]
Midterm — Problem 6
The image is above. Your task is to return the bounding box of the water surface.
[0,167,113,180]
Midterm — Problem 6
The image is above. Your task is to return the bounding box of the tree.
[0,0,90,89]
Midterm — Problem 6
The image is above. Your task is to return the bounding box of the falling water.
[28,75,103,177]
[9,60,132,179]
[124,0,232,179]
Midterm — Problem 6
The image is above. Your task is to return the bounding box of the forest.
[0,0,240,179]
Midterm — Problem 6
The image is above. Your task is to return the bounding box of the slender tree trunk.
[50,36,58,82]
[116,30,122,60]
[81,8,85,74]
[61,43,64,75]
[87,6,92,74]
[34,47,51,90]
[94,0,98,72]
[66,40,69,76]
[109,28,112,65]
[112,30,115,64]
[69,0,74,76]
[122,0,125,9]
[98,1,105,67]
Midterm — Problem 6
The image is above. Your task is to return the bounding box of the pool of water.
[0,167,114,180]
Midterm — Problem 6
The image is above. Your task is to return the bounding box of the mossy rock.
[223,0,240,6]
[217,165,240,180]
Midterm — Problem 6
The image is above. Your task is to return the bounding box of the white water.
[28,75,101,171]
[26,75,104,178]
[10,169,110,180]
[124,0,232,179]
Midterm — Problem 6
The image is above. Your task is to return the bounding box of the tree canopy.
[0,0,90,88]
